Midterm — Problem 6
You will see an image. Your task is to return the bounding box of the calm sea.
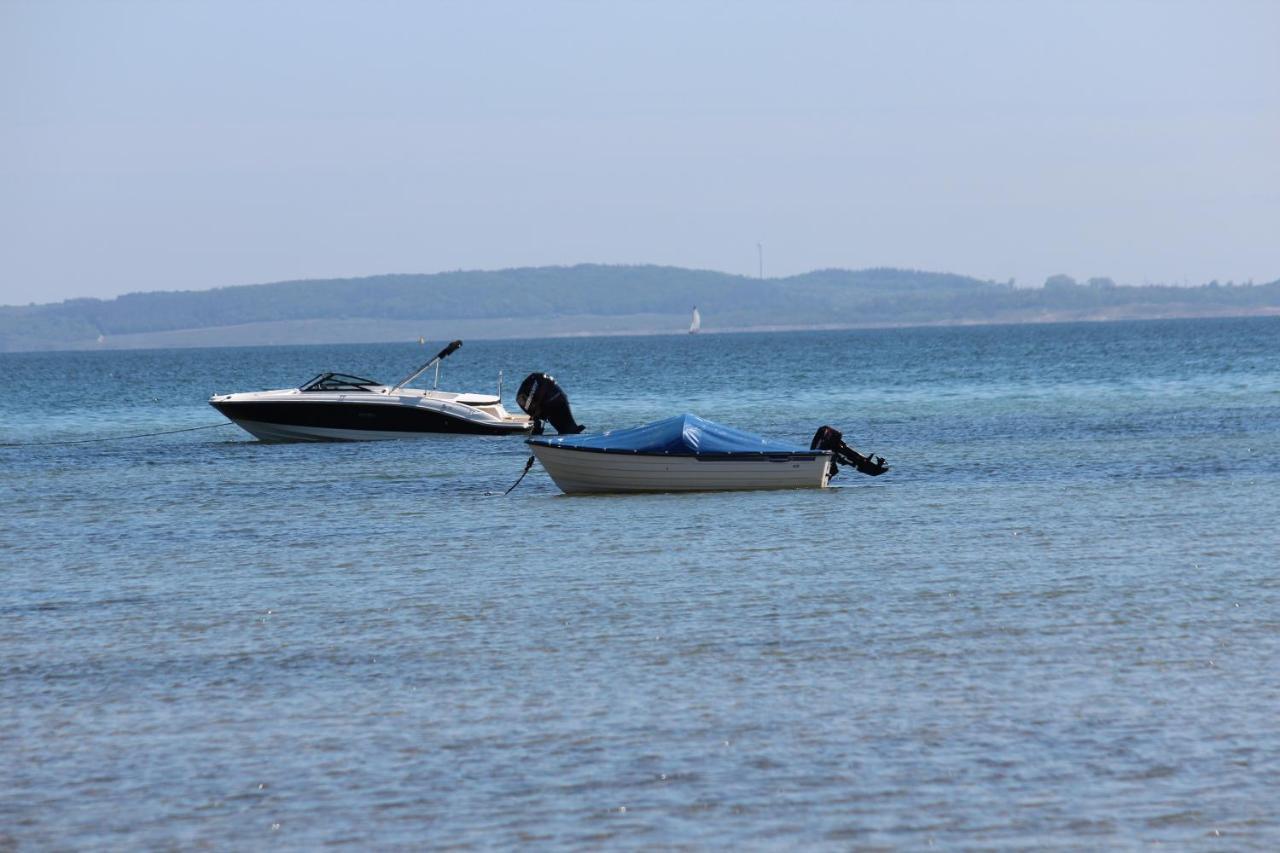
[2,317,1278,848]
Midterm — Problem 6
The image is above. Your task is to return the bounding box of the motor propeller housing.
[810,425,888,478]
[516,373,584,435]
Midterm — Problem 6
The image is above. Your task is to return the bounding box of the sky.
[2,0,1278,305]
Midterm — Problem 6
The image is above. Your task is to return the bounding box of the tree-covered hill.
[1,264,1276,351]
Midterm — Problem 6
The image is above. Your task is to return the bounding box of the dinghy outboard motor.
[810,425,889,479]
[516,373,584,435]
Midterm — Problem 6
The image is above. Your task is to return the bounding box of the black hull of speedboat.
[210,400,529,441]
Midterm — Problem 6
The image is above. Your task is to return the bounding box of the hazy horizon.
[4,0,1278,305]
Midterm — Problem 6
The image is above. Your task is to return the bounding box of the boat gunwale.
[526,441,831,460]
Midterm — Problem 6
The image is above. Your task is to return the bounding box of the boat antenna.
[389,339,462,393]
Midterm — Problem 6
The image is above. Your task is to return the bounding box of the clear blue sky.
[3,0,1277,305]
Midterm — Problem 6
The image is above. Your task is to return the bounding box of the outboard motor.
[810,425,889,479]
[516,373,584,435]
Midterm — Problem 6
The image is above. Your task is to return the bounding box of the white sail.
[689,307,701,334]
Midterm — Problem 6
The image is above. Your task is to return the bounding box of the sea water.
[2,317,1278,847]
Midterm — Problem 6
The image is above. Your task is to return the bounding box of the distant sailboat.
[689,307,701,335]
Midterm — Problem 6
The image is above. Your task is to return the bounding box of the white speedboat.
[210,341,582,442]
[526,414,887,495]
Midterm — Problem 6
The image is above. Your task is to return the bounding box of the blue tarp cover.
[528,413,816,456]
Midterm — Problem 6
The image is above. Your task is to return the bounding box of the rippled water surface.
[3,318,1279,847]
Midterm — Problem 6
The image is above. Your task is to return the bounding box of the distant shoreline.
[4,264,1277,353]
[18,304,1280,354]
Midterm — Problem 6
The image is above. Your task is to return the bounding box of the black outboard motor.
[516,373,584,435]
[810,425,889,479]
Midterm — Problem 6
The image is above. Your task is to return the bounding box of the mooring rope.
[0,421,234,447]
[503,455,537,495]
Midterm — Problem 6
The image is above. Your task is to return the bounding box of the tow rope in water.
[0,421,234,447]
[503,455,536,495]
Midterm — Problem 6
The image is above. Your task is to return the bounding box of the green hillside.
[1,264,1277,351]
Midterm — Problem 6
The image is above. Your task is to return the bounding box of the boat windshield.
[299,372,383,392]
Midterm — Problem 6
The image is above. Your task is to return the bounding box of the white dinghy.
[526,414,887,495]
